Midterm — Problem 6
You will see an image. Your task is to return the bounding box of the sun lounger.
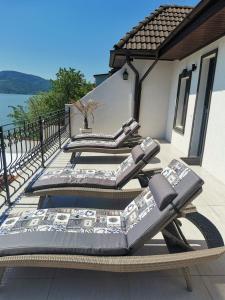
[25,137,160,196]
[64,121,141,153]
[72,117,136,141]
[0,160,224,291]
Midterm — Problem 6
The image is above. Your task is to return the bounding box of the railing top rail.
[0,106,70,206]
[0,108,68,131]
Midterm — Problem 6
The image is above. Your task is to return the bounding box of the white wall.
[167,35,225,184]
[69,65,135,137]
[69,59,174,139]
[132,59,174,138]
[68,34,225,184]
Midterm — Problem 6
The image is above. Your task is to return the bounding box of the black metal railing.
[0,108,71,207]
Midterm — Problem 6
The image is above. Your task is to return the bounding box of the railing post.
[58,111,61,149]
[0,126,11,205]
[38,116,45,168]
[68,107,72,138]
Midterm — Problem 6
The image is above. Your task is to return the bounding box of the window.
[173,70,192,134]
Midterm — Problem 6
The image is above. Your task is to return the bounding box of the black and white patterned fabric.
[1,160,194,237]
[25,168,117,192]
[75,133,116,139]
[123,159,191,231]
[141,136,156,152]
[72,118,135,141]
[66,139,117,148]
[115,137,154,177]
[64,121,140,151]
[39,169,116,184]
[0,208,125,235]
[25,137,158,193]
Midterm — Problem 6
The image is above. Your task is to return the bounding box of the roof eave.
[109,49,159,68]
[158,0,213,57]
[159,0,225,60]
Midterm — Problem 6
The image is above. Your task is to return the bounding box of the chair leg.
[182,267,192,292]
[0,268,5,285]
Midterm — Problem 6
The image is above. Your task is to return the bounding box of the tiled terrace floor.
[1,141,225,299]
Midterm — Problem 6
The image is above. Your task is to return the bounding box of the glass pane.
[175,78,188,130]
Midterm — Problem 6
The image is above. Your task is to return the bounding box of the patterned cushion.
[115,137,155,177]
[72,133,115,140]
[26,137,159,194]
[64,139,117,150]
[122,188,156,232]
[122,159,198,233]
[115,137,159,187]
[3,159,188,237]
[131,145,145,163]
[72,118,135,141]
[0,208,125,235]
[115,121,140,146]
[26,169,117,193]
[0,209,128,256]
[1,189,156,237]
[0,160,204,256]
[64,121,139,151]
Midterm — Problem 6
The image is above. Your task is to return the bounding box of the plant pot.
[80,128,92,134]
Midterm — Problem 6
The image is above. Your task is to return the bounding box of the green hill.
[0,71,51,94]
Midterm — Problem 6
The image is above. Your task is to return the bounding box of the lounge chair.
[25,137,160,197]
[71,117,136,141]
[0,160,224,291]
[64,121,141,154]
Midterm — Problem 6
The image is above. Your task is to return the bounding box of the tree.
[8,105,28,124]
[9,68,94,123]
[51,68,94,103]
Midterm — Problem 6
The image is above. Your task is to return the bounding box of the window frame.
[173,70,192,134]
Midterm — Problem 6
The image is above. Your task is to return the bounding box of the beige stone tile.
[0,278,51,300]
[1,140,225,299]
[4,267,55,279]
[197,255,225,276]
[127,273,211,300]
[195,206,225,240]
[48,270,211,300]
[201,276,225,300]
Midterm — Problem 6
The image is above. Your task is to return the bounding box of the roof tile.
[114,5,193,51]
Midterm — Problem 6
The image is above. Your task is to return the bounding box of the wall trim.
[187,48,218,164]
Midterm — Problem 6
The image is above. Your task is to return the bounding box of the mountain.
[0,71,51,95]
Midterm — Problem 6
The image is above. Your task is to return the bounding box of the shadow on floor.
[39,194,132,210]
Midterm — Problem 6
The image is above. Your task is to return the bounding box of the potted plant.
[72,99,101,133]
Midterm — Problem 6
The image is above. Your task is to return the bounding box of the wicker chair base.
[64,147,132,154]
[0,247,224,272]
[33,187,143,198]
[0,211,223,292]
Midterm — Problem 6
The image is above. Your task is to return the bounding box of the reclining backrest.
[115,121,140,146]
[113,117,136,139]
[115,137,160,188]
[122,160,204,253]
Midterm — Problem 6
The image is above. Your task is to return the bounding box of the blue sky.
[0,0,199,81]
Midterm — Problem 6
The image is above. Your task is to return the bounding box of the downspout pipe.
[126,54,159,122]
[126,57,139,120]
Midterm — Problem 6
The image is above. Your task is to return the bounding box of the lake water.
[0,93,31,125]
